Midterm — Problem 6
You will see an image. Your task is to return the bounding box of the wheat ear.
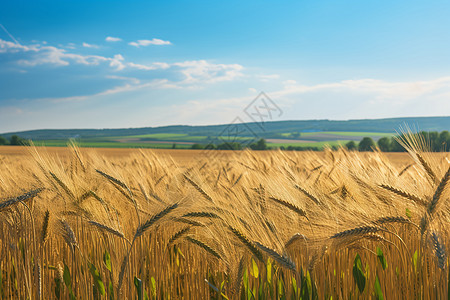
[135,202,179,237]
[428,166,450,215]
[183,174,214,202]
[416,153,438,185]
[330,225,381,239]
[88,220,130,244]
[185,236,222,260]
[379,184,427,206]
[294,184,322,205]
[254,242,296,272]
[228,226,264,263]
[0,188,44,211]
[167,226,191,246]
[268,197,308,219]
[430,232,447,270]
[41,210,50,243]
[182,211,221,219]
[59,219,79,252]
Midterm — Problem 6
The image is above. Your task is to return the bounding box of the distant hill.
[1,116,449,141]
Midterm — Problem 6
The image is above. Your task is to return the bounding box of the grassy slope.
[3,116,449,140]
[34,140,191,149]
[33,131,387,149]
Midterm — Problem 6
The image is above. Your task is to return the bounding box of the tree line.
[191,131,450,152]
[345,131,450,152]
[0,135,30,146]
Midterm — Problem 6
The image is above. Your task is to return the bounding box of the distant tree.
[171,143,177,149]
[377,137,391,152]
[0,136,8,145]
[10,135,22,145]
[438,131,450,151]
[345,141,357,151]
[358,137,375,151]
[289,132,301,139]
[204,143,216,150]
[217,142,242,150]
[389,137,405,152]
[191,143,204,149]
[249,138,267,150]
[426,131,439,151]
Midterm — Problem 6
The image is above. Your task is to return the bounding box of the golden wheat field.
[0,140,448,299]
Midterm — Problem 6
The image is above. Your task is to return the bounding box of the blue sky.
[1,0,450,132]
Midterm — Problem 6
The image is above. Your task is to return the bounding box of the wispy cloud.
[173,60,244,84]
[276,77,450,103]
[1,38,124,69]
[82,42,99,49]
[127,61,170,70]
[257,74,280,82]
[0,24,21,45]
[0,37,248,107]
[0,38,243,86]
[128,38,171,47]
[105,36,122,42]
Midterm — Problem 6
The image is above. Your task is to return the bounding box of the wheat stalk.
[398,163,414,177]
[96,169,128,189]
[379,184,427,206]
[373,216,416,227]
[430,232,447,270]
[182,211,221,219]
[428,165,450,215]
[268,197,308,219]
[88,220,129,243]
[416,153,438,185]
[41,210,50,243]
[135,202,179,237]
[183,174,214,203]
[185,236,222,260]
[173,217,205,227]
[167,226,191,246]
[294,184,322,205]
[59,219,79,252]
[0,188,44,211]
[285,233,308,248]
[228,226,264,263]
[232,256,245,295]
[254,242,296,272]
[50,172,76,200]
[330,225,381,239]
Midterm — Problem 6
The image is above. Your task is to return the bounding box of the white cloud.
[0,38,128,69]
[0,39,30,53]
[275,77,450,104]
[16,46,110,67]
[257,74,280,82]
[106,75,141,85]
[109,54,125,70]
[105,36,122,42]
[173,60,244,84]
[128,38,171,47]
[82,42,99,49]
[267,76,450,121]
[127,61,170,70]
[0,39,245,88]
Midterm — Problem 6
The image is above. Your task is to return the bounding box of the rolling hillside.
[1,116,449,149]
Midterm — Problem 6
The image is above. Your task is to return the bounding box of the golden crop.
[0,139,448,299]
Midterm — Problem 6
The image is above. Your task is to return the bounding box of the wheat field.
[0,138,448,299]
